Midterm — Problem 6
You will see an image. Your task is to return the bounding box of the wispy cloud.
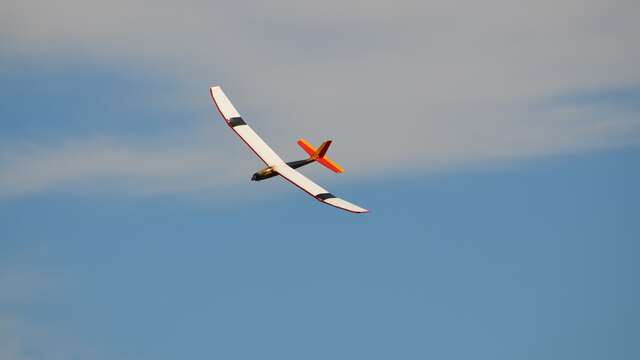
[0,128,250,198]
[0,267,101,360]
[1,0,639,196]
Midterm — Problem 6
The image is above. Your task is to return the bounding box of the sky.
[1,1,639,359]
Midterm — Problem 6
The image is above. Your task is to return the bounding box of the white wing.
[210,86,284,166]
[274,164,369,213]
[210,85,368,214]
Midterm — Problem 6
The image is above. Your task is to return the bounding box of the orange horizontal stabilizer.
[297,138,345,173]
[297,138,316,157]
[318,157,344,173]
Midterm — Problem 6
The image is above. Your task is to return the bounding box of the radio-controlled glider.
[209,86,368,213]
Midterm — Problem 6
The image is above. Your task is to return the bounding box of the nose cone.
[251,173,258,181]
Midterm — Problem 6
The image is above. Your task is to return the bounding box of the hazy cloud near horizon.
[2,0,639,196]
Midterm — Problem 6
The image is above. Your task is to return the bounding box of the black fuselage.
[251,158,314,181]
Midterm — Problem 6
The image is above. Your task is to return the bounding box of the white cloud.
[1,0,639,196]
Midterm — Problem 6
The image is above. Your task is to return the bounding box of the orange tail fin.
[297,138,345,173]
[313,140,332,159]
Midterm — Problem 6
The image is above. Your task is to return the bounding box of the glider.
[209,86,368,213]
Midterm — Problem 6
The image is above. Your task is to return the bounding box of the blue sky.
[1,1,639,359]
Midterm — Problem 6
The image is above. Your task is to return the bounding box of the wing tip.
[350,207,370,214]
[351,209,370,214]
[321,197,369,214]
[209,85,220,97]
[337,205,370,214]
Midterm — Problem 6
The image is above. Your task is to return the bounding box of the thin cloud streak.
[0,129,245,198]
